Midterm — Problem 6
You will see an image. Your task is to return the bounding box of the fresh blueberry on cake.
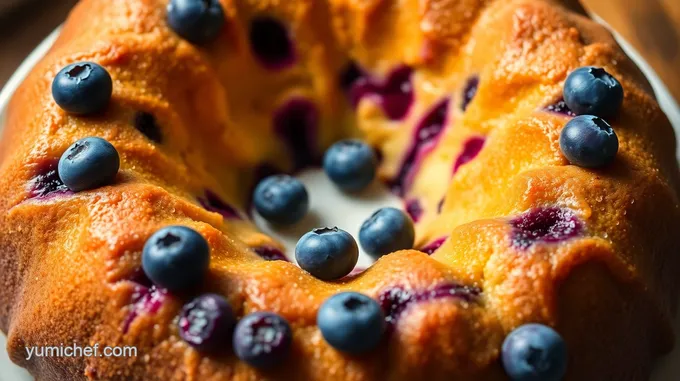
[323,139,377,192]
[51,62,112,115]
[502,324,568,381]
[58,137,120,192]
[142,226,210,291]
[253,174,309,225]
[317,292,385,353]
[559,115,619,168]
[295,227,358,280]
[178,294,235,352]
[232,312,292,368]
[166,0,225,45]
[563,66,624,118]
[359,207,415,258]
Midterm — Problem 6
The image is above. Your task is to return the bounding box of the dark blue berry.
[502,324,568,381]
[317,292,385,353]
[58,137,120,192]
[52,62,112,115]
[167,0,225,45]
[142,226,210,291]
[178,294,235,352]
[359,207,415,259]
[253,175,309,225]
[563,66,623,118]
[295,227,358,280]
[233,312,292,368]
[559,115,618,168]
[323,140,377,192]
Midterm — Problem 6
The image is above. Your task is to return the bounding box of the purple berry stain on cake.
[133,112,162,143]
[510,207,583,249]
[453,136,485,174]
[273,98,320,170]
[379,283,480,329]
[339,61,365,92]
[249,16,295,70]
[198,190,242,220]
[178,294,235,352]
[233,312,292,368]
[461,76,479,111]
[253,246,289,261]
[122,283,168,333]
[545,98,576,117]
[419,236,448,255]
[405,199,423,222]
[350,65,414,120]
[28,159,72,199]
[388,98,450,196]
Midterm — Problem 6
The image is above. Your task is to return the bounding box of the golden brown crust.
[1,0,679,380]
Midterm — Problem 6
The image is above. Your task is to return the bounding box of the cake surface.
[1,0,680,380]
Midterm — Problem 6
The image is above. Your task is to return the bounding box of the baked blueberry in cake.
[0,0,679,380]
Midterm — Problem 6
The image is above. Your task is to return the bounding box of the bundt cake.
[1,0,680,379]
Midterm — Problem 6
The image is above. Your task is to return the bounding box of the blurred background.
[0,0,678,103]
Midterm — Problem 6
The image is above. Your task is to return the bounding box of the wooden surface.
[0,0,679,103]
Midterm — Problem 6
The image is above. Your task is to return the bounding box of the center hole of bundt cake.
[251,168,402,269]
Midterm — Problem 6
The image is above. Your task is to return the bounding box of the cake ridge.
[0,0,679,380]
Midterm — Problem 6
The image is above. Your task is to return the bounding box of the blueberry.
[178,293,235,352]
[323,140,377,192]
[52,62,112,115]
[295,227,358,280]
[502,324,568,381]
[167,0,225,45]
[233,312,292,368]
[359,207,415,259]
[142,226,210,291]
[58,137,120,192]
[563,66,623,118]
[253,175,309,225]
[317,292,385,353]
[559,115,618,168]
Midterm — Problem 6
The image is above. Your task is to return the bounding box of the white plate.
[1,20,679,380]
